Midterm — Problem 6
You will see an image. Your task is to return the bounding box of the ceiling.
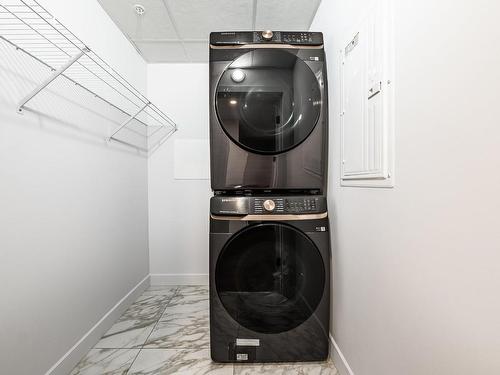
[97,0,322,63]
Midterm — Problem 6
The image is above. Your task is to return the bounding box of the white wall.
[0,1,149,374]
[147,63,211,284]
[312,0,500,374]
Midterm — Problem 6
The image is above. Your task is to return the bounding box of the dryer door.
[215,223,325,334]
[215,49,322,155]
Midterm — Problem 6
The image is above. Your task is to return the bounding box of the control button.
[262,30,273,41]
[263,199,276,212]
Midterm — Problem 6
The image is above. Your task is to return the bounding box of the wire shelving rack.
[0,0,177,152]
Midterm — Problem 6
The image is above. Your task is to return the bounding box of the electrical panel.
[340,1,394,187]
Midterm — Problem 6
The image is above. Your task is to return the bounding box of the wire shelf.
[0,0,177,152]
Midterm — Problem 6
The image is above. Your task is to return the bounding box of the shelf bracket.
[108,102,150,142]
[17,48,88,113]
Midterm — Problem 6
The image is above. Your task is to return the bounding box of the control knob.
[263,199,276,212]
[262,30,273,41]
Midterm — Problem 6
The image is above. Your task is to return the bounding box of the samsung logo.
[220,32,236,35]
[221,198,239,202]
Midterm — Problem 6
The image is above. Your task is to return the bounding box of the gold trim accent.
[210,44,323,50]
[210,212,328,221]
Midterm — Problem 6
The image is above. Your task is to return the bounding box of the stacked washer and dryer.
[208,30,330,363]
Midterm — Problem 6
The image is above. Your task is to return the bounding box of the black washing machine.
[209,31,328,195]
[209,195,330,363]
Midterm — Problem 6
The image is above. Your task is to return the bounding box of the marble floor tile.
[123,295,173,321]
[94,318,157,349]
[144,289,210,349]
[162,293,209,317]
[94,294,172,348]
[127,349,233,375]
[143,286,179,296]
[143,314,210,349]
[70,348,139,375]
[159,288,208,317]
[233,360,338,375]
[176,285,209,297]
[75,284,340,375]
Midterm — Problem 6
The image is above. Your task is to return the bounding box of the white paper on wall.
[174,139,210,180]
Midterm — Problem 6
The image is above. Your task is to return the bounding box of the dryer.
[209,31,328,195]
[209,195,330,363]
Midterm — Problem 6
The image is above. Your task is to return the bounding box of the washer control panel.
[253,198,285,214]
[210,31,323,46]
[285,197,319,213]
[282,32,318,44]
[211,196,327,216]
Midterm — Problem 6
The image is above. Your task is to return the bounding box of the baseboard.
[150,273,209,285]
[44,274,150,375]
[329,333,355,375]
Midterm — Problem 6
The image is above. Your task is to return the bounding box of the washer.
[209,195,330,363]
[209,31,328,195]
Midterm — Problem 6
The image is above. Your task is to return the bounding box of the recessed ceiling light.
[133,4,146,16]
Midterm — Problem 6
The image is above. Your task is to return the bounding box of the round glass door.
[215,49,322,155]
[215,223,325,334]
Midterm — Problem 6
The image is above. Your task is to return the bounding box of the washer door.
[215,49,322,155]
[215,223,325,334]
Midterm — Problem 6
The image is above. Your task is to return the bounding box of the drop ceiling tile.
[134,41,187,62]
[165,0,253,40]
[98,0,177,40]
[255,0,321,31]
[183,41,209,62]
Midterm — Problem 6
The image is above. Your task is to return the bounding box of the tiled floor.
[71,285,338,374]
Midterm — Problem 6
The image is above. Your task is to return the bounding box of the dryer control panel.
[210,31,323,46]
[210,196,327,216]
